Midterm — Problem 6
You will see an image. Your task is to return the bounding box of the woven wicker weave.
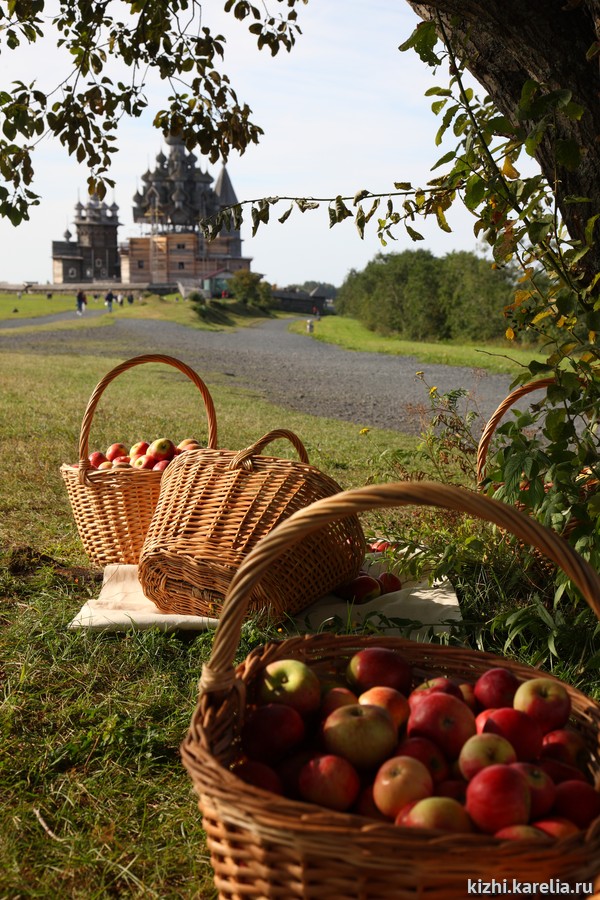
[181,482,600,900]
[60,354,218,567]
[138,428,365,618]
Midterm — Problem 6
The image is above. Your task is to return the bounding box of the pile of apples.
[81,437,201,473]
[331,540,404,602]
[232,647,600,840]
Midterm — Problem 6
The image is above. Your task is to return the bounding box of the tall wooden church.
[51,136,252,287]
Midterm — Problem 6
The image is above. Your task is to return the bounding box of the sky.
[0,1,486,289]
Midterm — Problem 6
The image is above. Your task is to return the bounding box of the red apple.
[106,442,129,462]
[276,749,320,799]
[354,782,390,820]
[377,572,403,594]
[494,824,552,842]
[177,438,201,451]
[540,728,590,772]
[532,817,582,838]
[358,686,410,730]
[258,658,321,717]
[510,762,556,819]
[146,437,176,462]
[97,460,113,470]
[475,708,498,734]
[457,732,517,781]
[152,459,170,471]
[132,454,156,470]
[465,764,531,834]
[458,682,478,711]
[334,574,382,604]
[322,703,397,770]
[538,758,588,785]
[346,646,412,695]
[553,780,600,829]
[241,702,305,765]
[409,677,464,707]
[435,779,467,802]
[372,755,433,819]
[407,692,477,760]
[232,759,284,794]
[112,454,131,465]
[482,707,543,761]
[88,450,108,468]
[129,440,149,458]
[298,754,361,812]
[395,736,449,784]
[320,685,358,719]
[473,667,520,710]
[395,795,473,833]
[512,677,571,734]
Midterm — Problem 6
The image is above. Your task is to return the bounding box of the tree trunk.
[407,0,600,279]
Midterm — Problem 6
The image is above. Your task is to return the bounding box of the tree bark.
[407,0,600,279]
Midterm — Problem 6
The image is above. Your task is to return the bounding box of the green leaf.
[398,21,441,66]
[463,175,486,211]
[405,225,424,241]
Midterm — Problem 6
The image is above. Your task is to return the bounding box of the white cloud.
[0,1,483,287]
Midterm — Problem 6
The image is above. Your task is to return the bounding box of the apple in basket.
[540,727,590,771]
[457,733,517,781]
[152,459,171,472]
[358,686,410,731]
[146,438,176,462]
[177,438,202,451]
[473,666,520,710]
[372,755,434,819]
[322,703,398,770]
[129,440,150,459]
[465,764,531,833]
[241,703,305,765]
[297,753,361,812]
[553,780,600,829]
[396,795,473,833]
[88,450,108,468]
[509,762,556,819]
[512,676,571,734]
[395,736,450,784]
[407,693,477,760]
[106,442,129,462]
[481,707,543,761]
[346,646,412,695]
[258,659,322,716]
[132,454,156,470]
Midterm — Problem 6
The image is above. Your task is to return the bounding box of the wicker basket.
[60,354,218,567]
[181,482,600,900]
[137,428,365,618]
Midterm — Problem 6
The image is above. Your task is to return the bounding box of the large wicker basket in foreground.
[181,482,600,900]
[60,354,218,567]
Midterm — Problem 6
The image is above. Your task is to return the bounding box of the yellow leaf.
[532,308,553,325]
[502,158,520,180]
[589,331,597,343]
[505,327,515,341]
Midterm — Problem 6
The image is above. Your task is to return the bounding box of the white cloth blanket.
[68,558,462,636]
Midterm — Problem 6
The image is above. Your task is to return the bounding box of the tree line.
[335,249,519,343]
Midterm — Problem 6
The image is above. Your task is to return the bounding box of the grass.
[1,307,599,897]
[290,315,547,375]
[0,291,278,333]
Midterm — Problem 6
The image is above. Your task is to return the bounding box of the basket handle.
[198,482,600,698]
[227,428,310,471]
[477,378,554,485]
[77,354,218,485]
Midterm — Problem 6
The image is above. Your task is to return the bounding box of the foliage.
[0,0,306,224]
[335,248,519,342]
[227,269,273,307]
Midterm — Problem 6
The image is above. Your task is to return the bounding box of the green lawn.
[290,315,546,375]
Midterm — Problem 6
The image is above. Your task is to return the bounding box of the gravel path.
[0,311,519,435]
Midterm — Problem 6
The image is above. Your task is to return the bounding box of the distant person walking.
[105,290,114,312]
[76,289,87,316]
[127,292,134,305]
